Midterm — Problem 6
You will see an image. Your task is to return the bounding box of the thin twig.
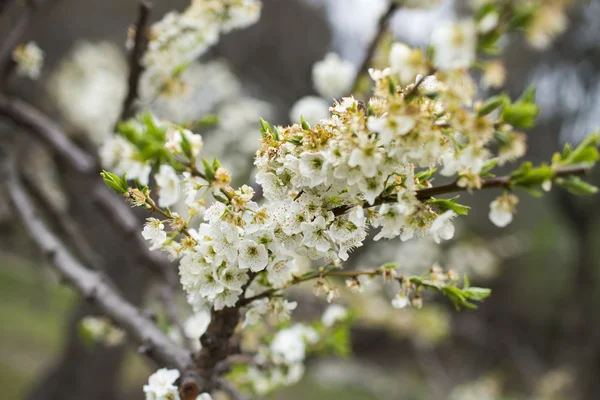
[0,94,95,172]
[6,159,191,370]
[332,165,591,216]
[21,171,105,271]
[351,0,399,93]
[118,0,153,123]
[0,93,174,280]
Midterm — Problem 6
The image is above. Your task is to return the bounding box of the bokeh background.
[1,0,600,399]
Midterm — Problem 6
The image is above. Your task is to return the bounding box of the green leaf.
[272,126,281,141]
[259,118,272,136]
[202,158,215,181]
[179,130,192,159]
[510,164,554,187]
[502,102,539,129]
[415,168,437,181]
[562,134,599,166]
[381,263,398,270]
[463,287,492,301]
[196,114,219,128]
[300,116,311,130]
[518,85,536,104]
[557,176,599,196]
[100,170,128,194]
[429,198,470,215]
[477,94,509,117]
[480,158,498,177]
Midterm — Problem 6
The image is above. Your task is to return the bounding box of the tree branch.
[351,0,398,93]
[21,171,105,271]
[0,93,174,280]
[118,0,152,123]
[6,160,191,370]
[333,164,591,216]
[0,94,96,172]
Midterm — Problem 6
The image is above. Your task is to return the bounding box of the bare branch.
[351,0,399,93]
[0,94,95,173]
[118,0,153,123]
[6,160,191,370]
[21,171,105,271]
[0,93,175,280]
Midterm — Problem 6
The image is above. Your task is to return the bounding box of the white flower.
[204,202,226,224]
[220,0,262,32]
[197,265,225,299]
[392,293,410,309]
[165,128,203,157]
[183,311,211,343]
[155,165,181,207]
[489,194,518,227]
[196,394,212,400]
[238,239,269,272]
[143,368,180,400]
[431,19,477,70]
[348,144,382,178]
[141,218,167,250]
[213,289,242,311]
[312,52,356,99]
[298,152,329,187]
[243,298,269,328]
[301,216,331,253]
[267,257,298,287]
[367,115,415,145]
[270,324,318,364]
[217,266,249,290]
[358,176,384,206]
[429,210,457,243]
[13,42,44,79]
[321,304,348,327]
[389,42,426,85]
[373,204,408,240]
[290,96,330,126]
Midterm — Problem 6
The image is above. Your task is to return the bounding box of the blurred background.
[1,0,600,399]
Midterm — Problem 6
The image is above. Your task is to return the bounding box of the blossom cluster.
[95,1,599,397]
[142,0,261,89]
[12,41,44,79]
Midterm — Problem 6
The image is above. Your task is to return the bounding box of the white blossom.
[142,218,167,250]
[489,194,518,227]
[13,42,44,79]
[290,96,330,126]
[321,304,348,327]
[429,211,457,243]
[143,368,180,400]
[312,52,356,99]
[431,19,477,70]
[238,239,269,272]
[270,324,318,364]
[155,165,181,208]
